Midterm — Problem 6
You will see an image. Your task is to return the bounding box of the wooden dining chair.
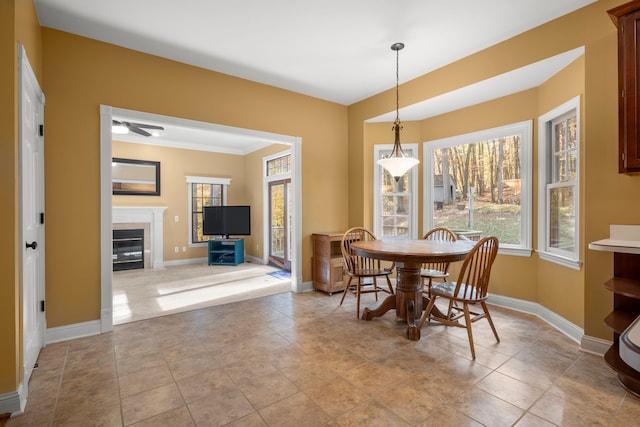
[339,227,395,318]
[418,236,499,359]
[421,227,457,295]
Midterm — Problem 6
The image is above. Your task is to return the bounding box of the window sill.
[537,250,582,270]
[498,247,532,257]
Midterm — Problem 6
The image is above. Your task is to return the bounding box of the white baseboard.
[0,384,24,416]
[487,294,585,345]
[45,320,102,345]
[300,280,314,292]
[244,254,265,264]
[162,257,207,267]
[580,335,612,356]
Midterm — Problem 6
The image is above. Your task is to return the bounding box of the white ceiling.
[35,0,595,151]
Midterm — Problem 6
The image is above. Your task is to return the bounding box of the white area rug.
[112,262,291,325]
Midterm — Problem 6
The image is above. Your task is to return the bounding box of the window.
[538,96,580,269]
[423,121,532,256]
[374,144,418,239]
[267,154,291,176]
[185,176,230,245]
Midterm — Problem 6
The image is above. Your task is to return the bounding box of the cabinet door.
[618,9,640,172]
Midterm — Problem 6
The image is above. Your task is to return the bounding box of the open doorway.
[98,106,303,332]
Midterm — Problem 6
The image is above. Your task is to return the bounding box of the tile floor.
[7,290,640,426]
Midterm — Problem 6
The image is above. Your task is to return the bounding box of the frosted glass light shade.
[112,124,129,135]
[377,156,420,178]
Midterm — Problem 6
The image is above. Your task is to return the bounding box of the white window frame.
[373,143,419,239]
[423,121,533,257]
[185,176,231,246]
[537,96,581,270]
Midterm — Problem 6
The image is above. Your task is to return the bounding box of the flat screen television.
[203,205,251,239]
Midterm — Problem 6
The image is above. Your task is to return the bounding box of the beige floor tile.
[129,406,195,427]
[529,392,614,427]
[259,392,331,427]
[304,378,370,418]
[176,369,237,404]
[514,412,560,426]
[121,383,184,425]
[450,387,524,427]
[415,405,484,427]
[236,370,299,409]
[224,412,268,427]
[188,388,255,426]
[119,364,174,398]
[335,399,410,427]
[611,394,640,426]
[6,282,634,427]
[475,371,545,410]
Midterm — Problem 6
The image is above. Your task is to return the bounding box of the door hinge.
[39,124,44,137]
[40,300,45,312]
[40,212,44,224]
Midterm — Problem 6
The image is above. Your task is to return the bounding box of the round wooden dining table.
[351,239,473,341]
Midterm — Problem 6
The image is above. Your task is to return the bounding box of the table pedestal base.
[362,263,424,341]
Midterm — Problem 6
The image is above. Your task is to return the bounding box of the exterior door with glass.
[268,179,292,271]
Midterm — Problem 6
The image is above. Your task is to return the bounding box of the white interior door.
[19,44,46,386]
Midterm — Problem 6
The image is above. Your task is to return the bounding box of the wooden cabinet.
[609,0,640,173]
[589,225,640,395]
[312,232,347,295]
[208,239,244,266]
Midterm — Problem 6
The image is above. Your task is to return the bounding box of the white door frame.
[18,43,46,411]
[98,105,303,331]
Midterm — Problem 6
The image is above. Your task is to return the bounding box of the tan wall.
[349,0,638,339]
[41,27,348,329]
[0,0,18,396]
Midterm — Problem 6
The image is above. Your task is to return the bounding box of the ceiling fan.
[112,120,164,137]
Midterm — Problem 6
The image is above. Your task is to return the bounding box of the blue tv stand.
[207,239,244,266]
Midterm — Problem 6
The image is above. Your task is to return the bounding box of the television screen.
[203,206,251,238]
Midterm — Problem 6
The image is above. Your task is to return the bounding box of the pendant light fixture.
[377,42,420,181]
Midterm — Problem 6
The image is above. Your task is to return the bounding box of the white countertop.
[588,225,640,255]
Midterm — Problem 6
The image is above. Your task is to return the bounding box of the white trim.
[162,257,208,267]
[263,149,293,267]
[423,121,532,252]
[101,106,304,332]
[487,293,583,344]
[373,143,419,239]
[537,96,581,268]
[580,335,612,357]
[45,320,102,344]
[185,176,231,185]
[0,387,23,416]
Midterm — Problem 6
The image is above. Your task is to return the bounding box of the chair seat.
[430,281,487,303]
[420,268,448,279]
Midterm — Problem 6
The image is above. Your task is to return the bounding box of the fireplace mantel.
[113,206,167,268]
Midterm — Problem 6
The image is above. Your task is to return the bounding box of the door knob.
[26,241,37,250]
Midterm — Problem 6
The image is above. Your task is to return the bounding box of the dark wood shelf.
[605,277,640,298]
[605,310,640,334]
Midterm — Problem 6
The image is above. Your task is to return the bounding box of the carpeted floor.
[112,262,291,325]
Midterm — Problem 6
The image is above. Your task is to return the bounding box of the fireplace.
[112,206,167,268]
[113,229,144,271]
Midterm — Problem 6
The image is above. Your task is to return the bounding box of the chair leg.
[463,303,476,359]
[373,278,379,302]
[356,277,362,318]
[339,277,352,307]
[481,301,500,343]
[386,275,394,294]
[418,295,437,329]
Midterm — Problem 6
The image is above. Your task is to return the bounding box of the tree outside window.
[424,121,532,255]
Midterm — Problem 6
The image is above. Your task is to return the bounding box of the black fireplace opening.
[113,229,144,271]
